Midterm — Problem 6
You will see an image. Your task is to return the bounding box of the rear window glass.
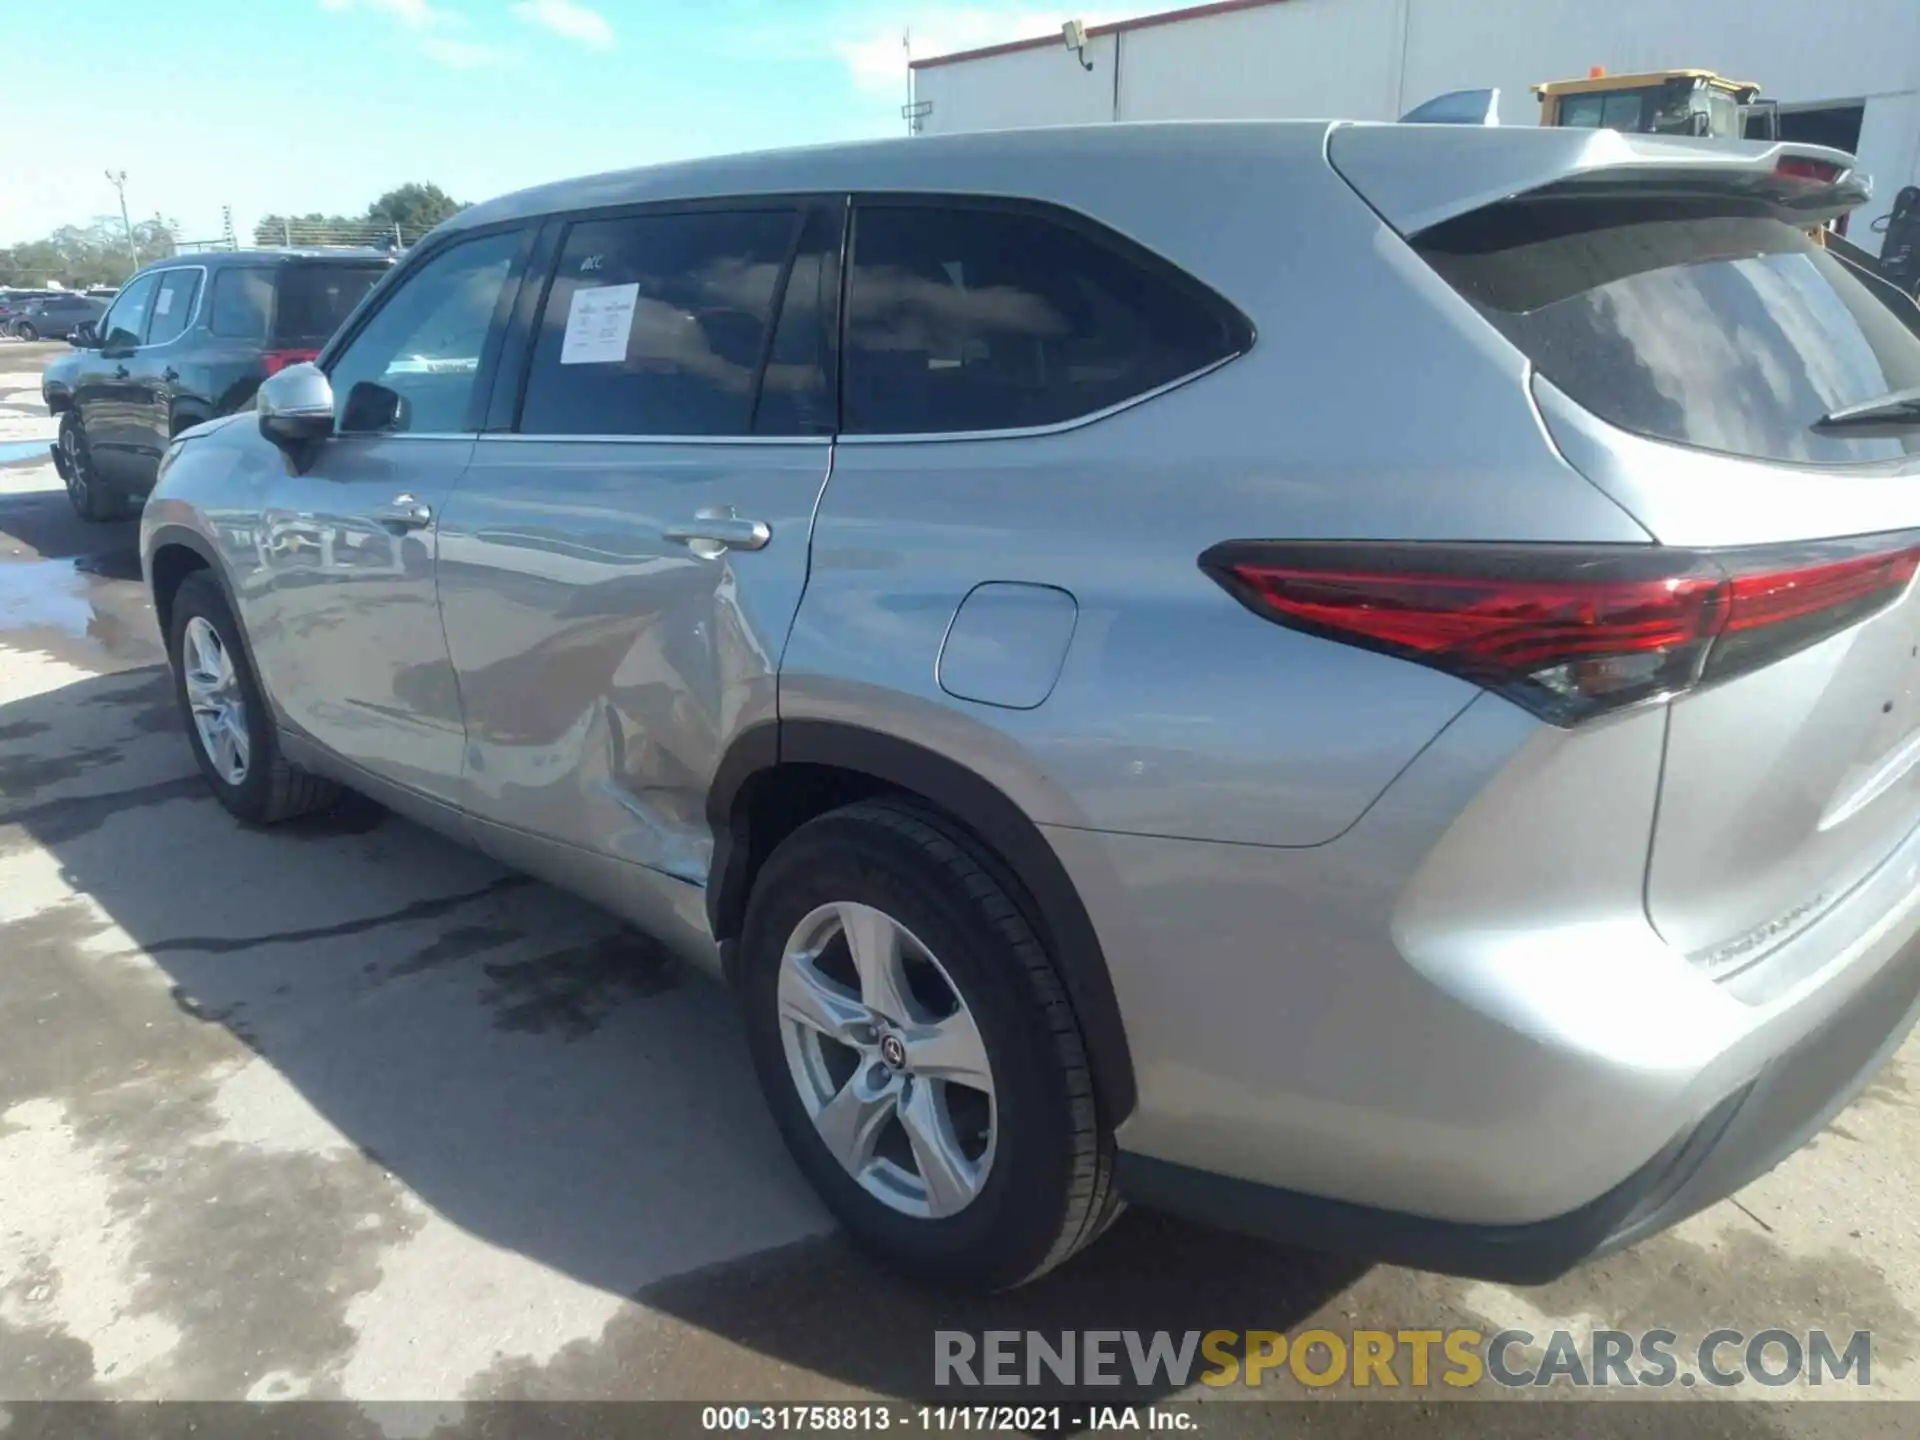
[274,264,387,344]
[1417,200,1920,465]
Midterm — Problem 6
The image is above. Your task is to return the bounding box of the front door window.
[325,230,522,435]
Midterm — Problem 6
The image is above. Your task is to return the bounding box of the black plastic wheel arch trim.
[707,718,1138,1124]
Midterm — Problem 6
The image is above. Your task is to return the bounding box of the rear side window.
[274,263,387,345]
[1417,200,1920,465]
[842,201,1247,436]
[146,269,202,345]
[209,268,274,340]
[518,208,800,437]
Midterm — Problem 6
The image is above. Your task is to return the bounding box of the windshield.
[1418,201,1920,465]
[1558,90,1649,130]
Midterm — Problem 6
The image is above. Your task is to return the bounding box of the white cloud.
[510,0,615,50]
[420,36,507,68]
[832,6,1169,100]
[317,0,448,29]
[319,0,506,70]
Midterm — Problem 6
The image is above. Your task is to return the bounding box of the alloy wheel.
[778,901,997,1219]
[182,615,251,786]
[59,426,88,509]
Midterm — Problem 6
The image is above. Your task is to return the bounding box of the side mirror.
[70,321,97,348]
[258,363,336,455]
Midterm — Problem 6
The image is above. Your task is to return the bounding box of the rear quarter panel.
[784,129,1651,848]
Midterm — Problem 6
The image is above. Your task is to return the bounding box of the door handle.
[373,494,433,531]
[664,511,772,554]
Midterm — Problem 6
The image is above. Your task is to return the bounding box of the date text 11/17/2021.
[701,1406,1196,1431]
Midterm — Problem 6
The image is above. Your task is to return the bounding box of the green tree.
[252,211,366,246]
[366,182,465,241]
[0,218,171,288]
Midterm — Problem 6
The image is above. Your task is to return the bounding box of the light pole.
[104,170,139,267]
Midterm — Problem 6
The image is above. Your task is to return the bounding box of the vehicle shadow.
[0,660,1366,1404]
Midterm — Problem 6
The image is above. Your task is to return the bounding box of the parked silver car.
[141,121,1920,1290]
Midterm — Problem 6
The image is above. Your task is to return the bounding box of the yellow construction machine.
[1532,67,1775,140]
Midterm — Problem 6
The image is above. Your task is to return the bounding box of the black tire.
[57,414,126,522]
[166,572,339,825]
[16,323,37,342]
[741,798,1119,1291]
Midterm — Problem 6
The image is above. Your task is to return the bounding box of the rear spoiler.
[1327,124,1869,236]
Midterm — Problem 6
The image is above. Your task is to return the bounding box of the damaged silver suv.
[143,121,1920,1289]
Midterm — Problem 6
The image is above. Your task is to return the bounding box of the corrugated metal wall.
[912,0,1920,236]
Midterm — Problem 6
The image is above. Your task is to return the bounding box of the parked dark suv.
[44,249,393,519]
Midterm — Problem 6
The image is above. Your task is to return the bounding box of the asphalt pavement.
[2,338,1918,1426]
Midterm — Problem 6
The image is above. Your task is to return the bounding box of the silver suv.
[142,122,1920,1291]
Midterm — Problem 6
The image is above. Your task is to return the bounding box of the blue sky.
[0,0,1167,245]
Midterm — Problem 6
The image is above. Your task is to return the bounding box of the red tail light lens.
[261,348,320,376]
[1707,541,1920,681]
[1777,156,1844,185]
[1201,535,1920,726]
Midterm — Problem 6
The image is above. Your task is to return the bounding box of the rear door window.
[842,200,1248,436]
[146,268,203,345]
[517,207,801,437]
[1416,201,1920,464]
[274,263,388,345]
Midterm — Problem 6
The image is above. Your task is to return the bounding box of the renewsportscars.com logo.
[934,1328,1874,1390]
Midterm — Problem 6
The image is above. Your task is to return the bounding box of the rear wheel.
[166,572,339,824]
[58,414,125,522]
[741,798,1119,1290]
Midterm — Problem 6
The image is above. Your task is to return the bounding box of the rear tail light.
[261,348,320,376]
[1201,534,1920,726]
[1777,156,1845,185]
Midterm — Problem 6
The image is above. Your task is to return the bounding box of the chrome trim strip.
[472,432,833,447]
[332,431,477,442]
[456,351,1237,449]
[833,352,1242,445]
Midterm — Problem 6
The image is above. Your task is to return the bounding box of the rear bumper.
[1117,928,1920,1283]
[1046,695,1920,1278]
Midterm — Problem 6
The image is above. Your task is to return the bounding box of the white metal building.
[909,0,1920,241]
